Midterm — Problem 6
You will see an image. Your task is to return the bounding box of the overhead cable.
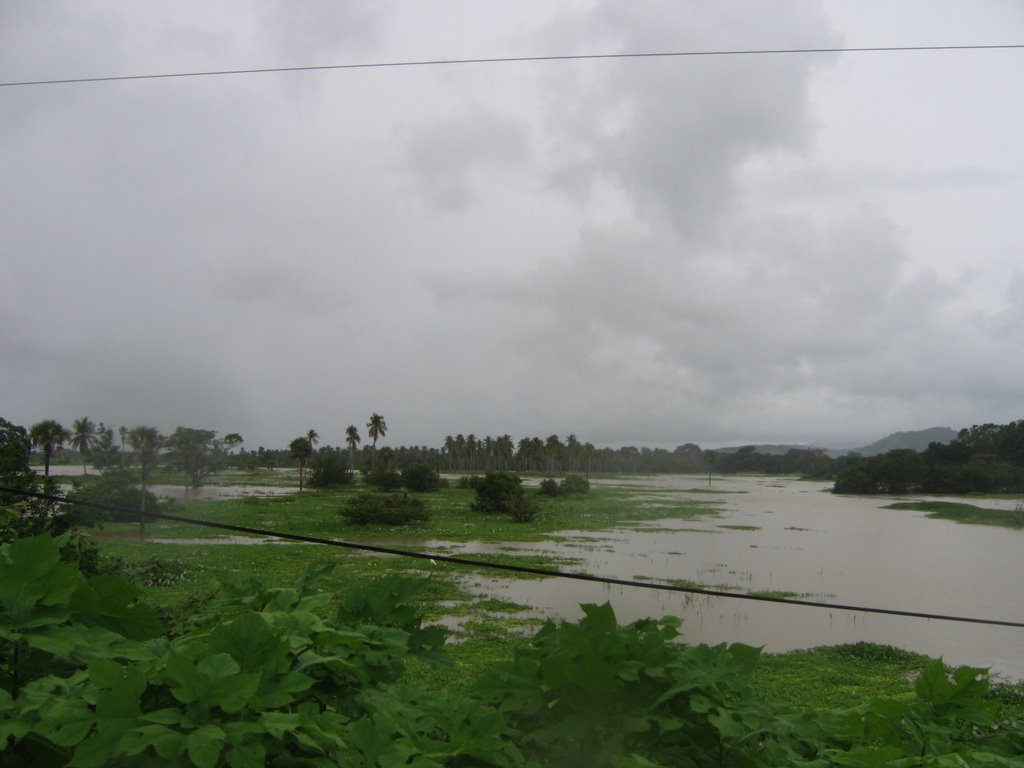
[2,44,1023,89]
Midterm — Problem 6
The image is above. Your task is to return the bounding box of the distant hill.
[851,427,957,456]
[713,444,815,456]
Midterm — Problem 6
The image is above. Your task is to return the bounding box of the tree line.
[832,421,1024,494]
[14,415,841,481]
[14,412,1024,497]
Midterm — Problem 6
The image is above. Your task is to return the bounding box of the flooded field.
[451,476,1024,680]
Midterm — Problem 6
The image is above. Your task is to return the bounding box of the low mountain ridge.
[850,426,957,456]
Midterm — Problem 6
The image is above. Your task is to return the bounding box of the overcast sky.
[2,1,1022,451]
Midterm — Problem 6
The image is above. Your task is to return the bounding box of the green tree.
[29,419,70,478]
[345,425,361,470]
[90,422,120,471]
[69,417,97,474]
[306,428,319,451]
[0,418,34,507]
[367,413,387,466]
[289,437,313,492]
[127,426,163,535]
[166,427,219,496]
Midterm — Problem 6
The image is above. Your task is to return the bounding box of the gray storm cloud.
[1,1,1021,449]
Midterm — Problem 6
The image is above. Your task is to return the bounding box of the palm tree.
[442,435,455,470]
[118,426,128,467]
[127,426,163,536]
[483,436,495,471]
[545,434,562,473]
[344,425,361,471]
[366,413,387,466]
[70,417,97,474]
[289,437,313,491]
[566,433,581,473]
[29,419,70,478]
[496,434,514,471]
[306,429,319,451]
[454,434,467,471]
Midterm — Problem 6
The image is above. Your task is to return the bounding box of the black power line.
[2,44,1023,89]
[4,486,1023,629]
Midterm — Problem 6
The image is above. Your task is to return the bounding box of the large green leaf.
[186,723,226,768]
[70,575,164,640]
[208,613,291,675]
[0,535,84,626]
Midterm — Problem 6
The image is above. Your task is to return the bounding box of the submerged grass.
[884,500,1024,528]
[753,643,932,710]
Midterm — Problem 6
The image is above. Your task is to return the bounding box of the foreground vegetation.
[4,533,1024,766]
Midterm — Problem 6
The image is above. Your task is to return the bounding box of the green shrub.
[560,474,590,495]
[539,475,589,497]
[455,474,484,489]
[401,464,441,492]
[538,478,562,497]
[472,472,524,515]
[341,492,429,526]
[506,493,538,523]
[67,469,157,523]
[365,467,404,491]
[308,448,354,488]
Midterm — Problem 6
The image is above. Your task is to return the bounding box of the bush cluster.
[538,475,590,497]
[400,464,442,492]
[472,472,537,522]
[364,467,403,491]
[455,474,484,489]
[340,491,428,526]
[67,469,158,522]
[308,449,354,489]
[471,472,523,514]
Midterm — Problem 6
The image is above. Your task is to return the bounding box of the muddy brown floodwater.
[451,476,1024,681]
